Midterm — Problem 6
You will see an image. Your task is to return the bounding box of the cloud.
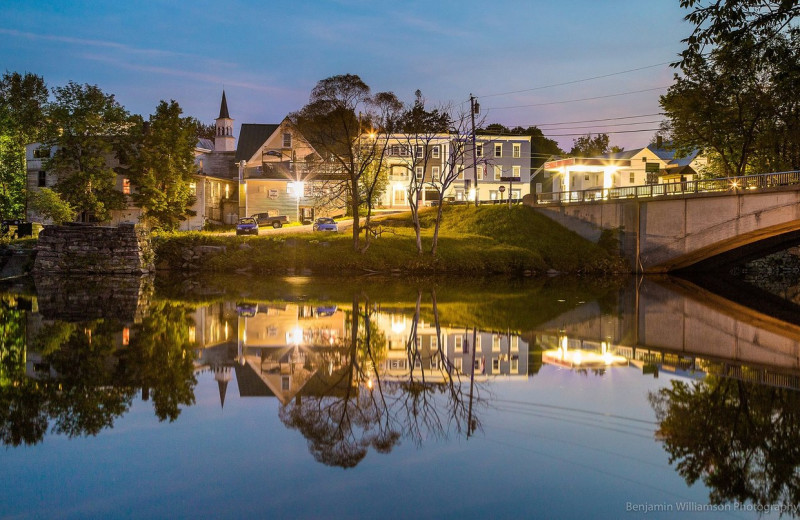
[80,53,292,94]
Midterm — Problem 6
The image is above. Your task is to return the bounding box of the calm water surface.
[1,274,799,519]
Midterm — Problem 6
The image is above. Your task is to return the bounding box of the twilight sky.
[0,0,691,151]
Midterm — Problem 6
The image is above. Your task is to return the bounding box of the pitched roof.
[196,138,214,152]
[218,90,230,119]
[235,123,280,162]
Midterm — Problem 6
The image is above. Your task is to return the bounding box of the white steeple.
[214,90,235,152]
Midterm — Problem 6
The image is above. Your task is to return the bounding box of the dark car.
[251,212,288,228]
[236,217,259,236]
[312,217,338,232]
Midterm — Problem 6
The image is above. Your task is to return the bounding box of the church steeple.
[219,90,230,119]
[214,90,235,152]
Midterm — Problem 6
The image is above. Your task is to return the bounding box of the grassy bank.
[154,205,626,275]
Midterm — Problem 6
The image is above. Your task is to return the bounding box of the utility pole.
[470,94,479,208]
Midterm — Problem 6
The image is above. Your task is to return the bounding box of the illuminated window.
[511,356,519,373]
[122,178,131,194]
[494,165,502,180]
[511,336,519,351]
[513,143,521,158]
[457,164,464,180]
[512,165,521,178]
[122,327,130,346]
[432,166,440,182]
[492,334,501,351]
[630,172,635,183]
[188,325,196,343]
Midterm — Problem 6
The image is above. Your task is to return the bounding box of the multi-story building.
[379,133,533,208]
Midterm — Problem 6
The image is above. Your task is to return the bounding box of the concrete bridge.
[526,171,800,273]
[533,276,800,386]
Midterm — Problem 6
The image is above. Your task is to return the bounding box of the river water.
[1,273,799,519]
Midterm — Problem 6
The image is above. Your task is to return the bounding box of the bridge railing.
[533,170,800,205]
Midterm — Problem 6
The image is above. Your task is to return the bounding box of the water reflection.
[4,273,800,513]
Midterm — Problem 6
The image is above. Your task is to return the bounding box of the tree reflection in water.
[0,297,197,446]
[279,289,484,468]
[650,376,800,513]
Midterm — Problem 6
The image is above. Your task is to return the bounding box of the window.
[476,165,484,180]
[432,166,440,182]
[224,184,230,199]
[510,336,519,351]
[415,166,424,181]
[511,357,519,373]
[511,189,521,199]
[455,336,465,353]
[490,190,499,200]
[189,182,197,196]
[415,145,423,158]
[393,189,406,205]
[584,174,590,181]
[281,375,290,391]
[37,171,46,187]
[122,327,130,346]
[457,164,465,180]
[494,165,502,180]
[33,147,50,159]
[492,334,501,351]
[494,143,502,157]
[432,145,440,158]
[513,143,521,158]
[431,335,438,349]
[512,165,521,178]
[630,172,635,183]
[475,335,482,351]
[122,178,131,195]
[282,133,292,148]
[455,357,463,372]
[476,144,483,157]
[492,358,500,373]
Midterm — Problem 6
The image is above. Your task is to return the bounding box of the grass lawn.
[154,205,626,275]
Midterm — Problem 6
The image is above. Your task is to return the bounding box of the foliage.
[0,72,48,220]
[662,30,800,176]
[195,121,216,140]
[569,133,611,157]
[44,81,131,222]
[27,188,76,224]
[128,100,198,230]
[290,74,401,251]
[651,376,800,508]
[678,0,800,65]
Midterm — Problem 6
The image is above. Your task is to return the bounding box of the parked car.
[312,217,338,232]
[251,212,288,229]
[236,217,259,236]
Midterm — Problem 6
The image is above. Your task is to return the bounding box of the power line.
[476,61,674,99]
[534,113,664,127]
[485,86,670,111]
[540,128,661,137]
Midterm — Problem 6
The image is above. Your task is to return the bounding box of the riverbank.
[154,205,626,275]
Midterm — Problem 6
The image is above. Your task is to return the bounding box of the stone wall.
[34,223,154,274]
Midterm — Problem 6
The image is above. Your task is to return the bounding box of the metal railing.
[533,170,800,205]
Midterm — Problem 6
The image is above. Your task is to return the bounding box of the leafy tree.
[569,133,610,157]
[650,376,800,508]
[128,100,198,230]
[290,74,400,251]
[679,0,800,65]
[195,121,216,140]
[662,31,799,176]
[27,188,76,224]
[45,81,131,222]
[0,72,48,220]
[508,125,564,168]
